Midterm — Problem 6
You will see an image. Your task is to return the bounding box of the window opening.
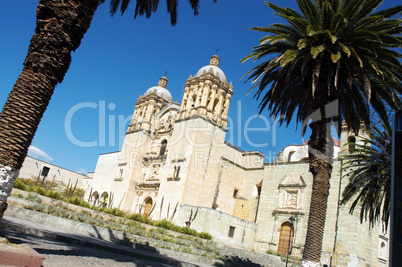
[41,166,50,177]
[159,140,167,156]
[233,189,239,198]
[174,166,180,178]
[228,226,235,238]
[256,185,262,197]
[347,136,356,152]
[288,151,295,162]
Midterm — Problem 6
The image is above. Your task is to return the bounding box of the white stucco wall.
[19,156,86,188]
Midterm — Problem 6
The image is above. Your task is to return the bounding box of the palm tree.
[341,122,392,229]
[242,0,402,266]
[0,0,216,220]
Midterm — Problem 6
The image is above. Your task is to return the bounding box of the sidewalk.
[0,215,214,267]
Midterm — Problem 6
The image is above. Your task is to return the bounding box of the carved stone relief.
[283,190,298,208]
[149,163,161,181]
[157,111,177,133]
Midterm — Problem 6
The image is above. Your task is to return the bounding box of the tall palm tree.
[242,0,402,266]
[341,122,392,229]
[0,0,216,220]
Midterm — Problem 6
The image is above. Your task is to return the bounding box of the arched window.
[277,222,294,255]
[192,94,197,107]
[159,140,167,156]
[347,136,356,152]
[212,98,219,112]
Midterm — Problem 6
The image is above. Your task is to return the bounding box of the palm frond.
[341,123,392,228]
[108,0,209,25]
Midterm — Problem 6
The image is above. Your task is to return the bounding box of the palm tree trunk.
[301,107,334,267]
[0,0,99,220]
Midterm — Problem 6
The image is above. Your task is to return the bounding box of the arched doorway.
[143,197,153,218]
[277,221,294,255]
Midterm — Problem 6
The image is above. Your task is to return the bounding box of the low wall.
[175,205,257,250]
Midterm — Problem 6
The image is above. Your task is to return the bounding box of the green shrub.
[21,178,36,187]
[181,247,193,254]
[25,203,45,212]
[66,196,90,208]
[154,219,180,232]
[74,188,85,198]
[156,228,168,235]
[78,210,91,216]
[111,208,126,217]
[127,213,152,224]
[146,229,157,239]
[178,226,197,236]
[101,207,113,214]
[125,220,140,228]
[13,178,27,191]
[11,192,24,198]
[91,206,103,212]
[45,190,63,200]
[161,235,176,243]
[30,185,46,196]
[25,193,42,203]
[197,232,212,240]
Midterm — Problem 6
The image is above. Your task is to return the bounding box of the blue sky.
[0,0,399,174]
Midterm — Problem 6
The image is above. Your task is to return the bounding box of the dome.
[144,86,172,101]
[144,76,172,101]
[195,55,226,82]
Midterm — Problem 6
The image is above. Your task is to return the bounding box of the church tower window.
[347,136,356,152]
[159,140,167,156]
[288,151,295,162]
[233,188,239,198]
[174,166,180,178]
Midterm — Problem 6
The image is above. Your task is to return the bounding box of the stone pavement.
[1,228,170,267]
[0,216,213,267]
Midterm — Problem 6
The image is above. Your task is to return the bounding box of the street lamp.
[286,216,296,267]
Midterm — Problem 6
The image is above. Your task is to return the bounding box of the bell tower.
[127,76,172,132]
[180,55,233,128]
[340,121,370,154]
[160,55,234,209]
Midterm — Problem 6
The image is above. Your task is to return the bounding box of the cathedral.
[84,55,388,266]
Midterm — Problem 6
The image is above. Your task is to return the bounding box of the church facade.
[84,56,388,266]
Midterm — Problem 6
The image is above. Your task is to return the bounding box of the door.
[143,198,153,218]
[277,222,294,255]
